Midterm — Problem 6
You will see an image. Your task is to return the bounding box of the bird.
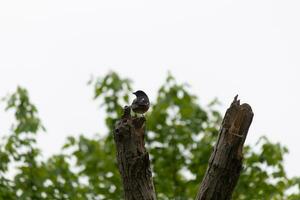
[131,90,150,116]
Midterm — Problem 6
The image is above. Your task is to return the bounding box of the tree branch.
[196,95,254,200]
[114,106,156,200]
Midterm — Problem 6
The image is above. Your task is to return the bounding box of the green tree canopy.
[0,71,299,199]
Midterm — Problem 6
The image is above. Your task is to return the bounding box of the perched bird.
[131,90,150,115]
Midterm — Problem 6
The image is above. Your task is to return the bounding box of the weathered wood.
[196,96,254,200]
[114,106,156,200]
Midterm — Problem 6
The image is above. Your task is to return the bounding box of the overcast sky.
[0,0,299,177]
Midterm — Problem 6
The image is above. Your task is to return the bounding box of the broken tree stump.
[114,106,156,200]
[195,96,254,200]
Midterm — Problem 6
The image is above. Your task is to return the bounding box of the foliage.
[0,72,299,199]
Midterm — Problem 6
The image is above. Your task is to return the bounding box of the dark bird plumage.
[131,90,150,115]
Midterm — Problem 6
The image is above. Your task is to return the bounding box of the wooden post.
[196,96,254,200]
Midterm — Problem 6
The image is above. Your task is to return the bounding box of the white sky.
[0,0,299,177]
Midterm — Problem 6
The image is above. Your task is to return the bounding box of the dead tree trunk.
[114,106,156,200]
[114,96,253,200]
[195,96,254,200]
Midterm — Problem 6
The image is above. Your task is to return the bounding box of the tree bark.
[196,96,254,200]
[114,106,156,200]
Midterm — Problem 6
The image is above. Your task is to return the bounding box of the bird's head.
[133,90,147,97]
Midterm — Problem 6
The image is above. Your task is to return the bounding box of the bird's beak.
[132,92,136,95]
